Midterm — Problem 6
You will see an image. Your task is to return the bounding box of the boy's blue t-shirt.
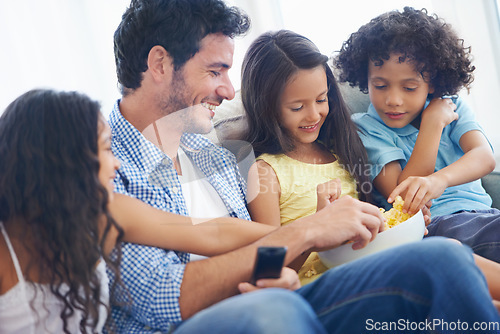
[353,97,493,216]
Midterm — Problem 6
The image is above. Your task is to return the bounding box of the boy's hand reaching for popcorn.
[388,174,447,215]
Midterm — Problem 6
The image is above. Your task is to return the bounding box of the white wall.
[431,0,500,170]
[0,0,128,117]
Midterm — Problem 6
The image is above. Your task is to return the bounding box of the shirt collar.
[109,100,219,174]
[180,132,215,152]
[109,100,170,175]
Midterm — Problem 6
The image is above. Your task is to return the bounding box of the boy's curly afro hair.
[334,7,475,98]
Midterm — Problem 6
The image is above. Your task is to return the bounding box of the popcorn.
[380,196,413,230]
[304,266,318,278]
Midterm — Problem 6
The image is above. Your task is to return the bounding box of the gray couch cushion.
[482,171,500,209]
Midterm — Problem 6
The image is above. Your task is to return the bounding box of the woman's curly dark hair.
[0,89,124,333]
[114,0,250,93]
[334,7,475,98]
[242,30,372,202]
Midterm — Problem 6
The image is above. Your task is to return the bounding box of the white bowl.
[318,210,425,268]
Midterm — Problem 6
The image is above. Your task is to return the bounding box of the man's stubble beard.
[159,69,213,135]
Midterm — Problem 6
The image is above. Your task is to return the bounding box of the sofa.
[206,83,500,210]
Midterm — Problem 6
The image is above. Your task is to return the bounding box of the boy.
[335,7,500,263]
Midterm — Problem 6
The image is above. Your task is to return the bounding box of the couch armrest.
[481,171,500,209]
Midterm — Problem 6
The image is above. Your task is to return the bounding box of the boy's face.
[368,53,433,128]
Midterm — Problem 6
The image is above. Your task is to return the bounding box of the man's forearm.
[179,223,310,319]
[179,196,385,320]
[400,123,442,182]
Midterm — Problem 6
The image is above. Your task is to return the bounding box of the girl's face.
[368,53,434,128]
[98,120,120,202]
[279,66,329,146]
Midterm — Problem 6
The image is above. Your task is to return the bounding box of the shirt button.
[162,159,170,166]
[172,186,179,194]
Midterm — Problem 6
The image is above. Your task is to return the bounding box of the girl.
[0,89,276,333]
[243,30,372,285]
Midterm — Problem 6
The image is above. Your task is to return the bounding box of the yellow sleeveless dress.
[257,153,358,285]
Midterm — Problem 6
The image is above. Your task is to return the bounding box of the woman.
[0,89,275,333]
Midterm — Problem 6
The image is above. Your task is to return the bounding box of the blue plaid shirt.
[106,101,250,333]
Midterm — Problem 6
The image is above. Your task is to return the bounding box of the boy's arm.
[380,98,494,213]
[373,161,402,201]
[397,98,457,183]
[388,129,495,213]
[440,130,495,186]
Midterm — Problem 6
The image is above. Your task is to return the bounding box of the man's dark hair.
[114,0,250,93]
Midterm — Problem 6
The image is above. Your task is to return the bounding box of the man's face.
[159,33,235,134]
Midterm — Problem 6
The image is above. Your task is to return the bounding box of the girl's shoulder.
[256,153,288,165]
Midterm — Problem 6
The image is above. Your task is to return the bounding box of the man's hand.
[300,196,385,252]
[388,174,447,214]
[316,178,341,211]
[237,267,301,293]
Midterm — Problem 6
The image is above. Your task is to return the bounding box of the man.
[107,0,500,333]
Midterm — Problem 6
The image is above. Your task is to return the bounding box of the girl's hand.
[421,97,458,129]
[316,178,342,211]
[237,267,301,293]
[388,175,447,214]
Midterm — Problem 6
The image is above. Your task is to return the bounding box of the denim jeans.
[428,208,500,263]
[173,237,500,334]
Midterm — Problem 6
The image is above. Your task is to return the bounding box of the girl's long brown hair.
[0,89,124,333]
